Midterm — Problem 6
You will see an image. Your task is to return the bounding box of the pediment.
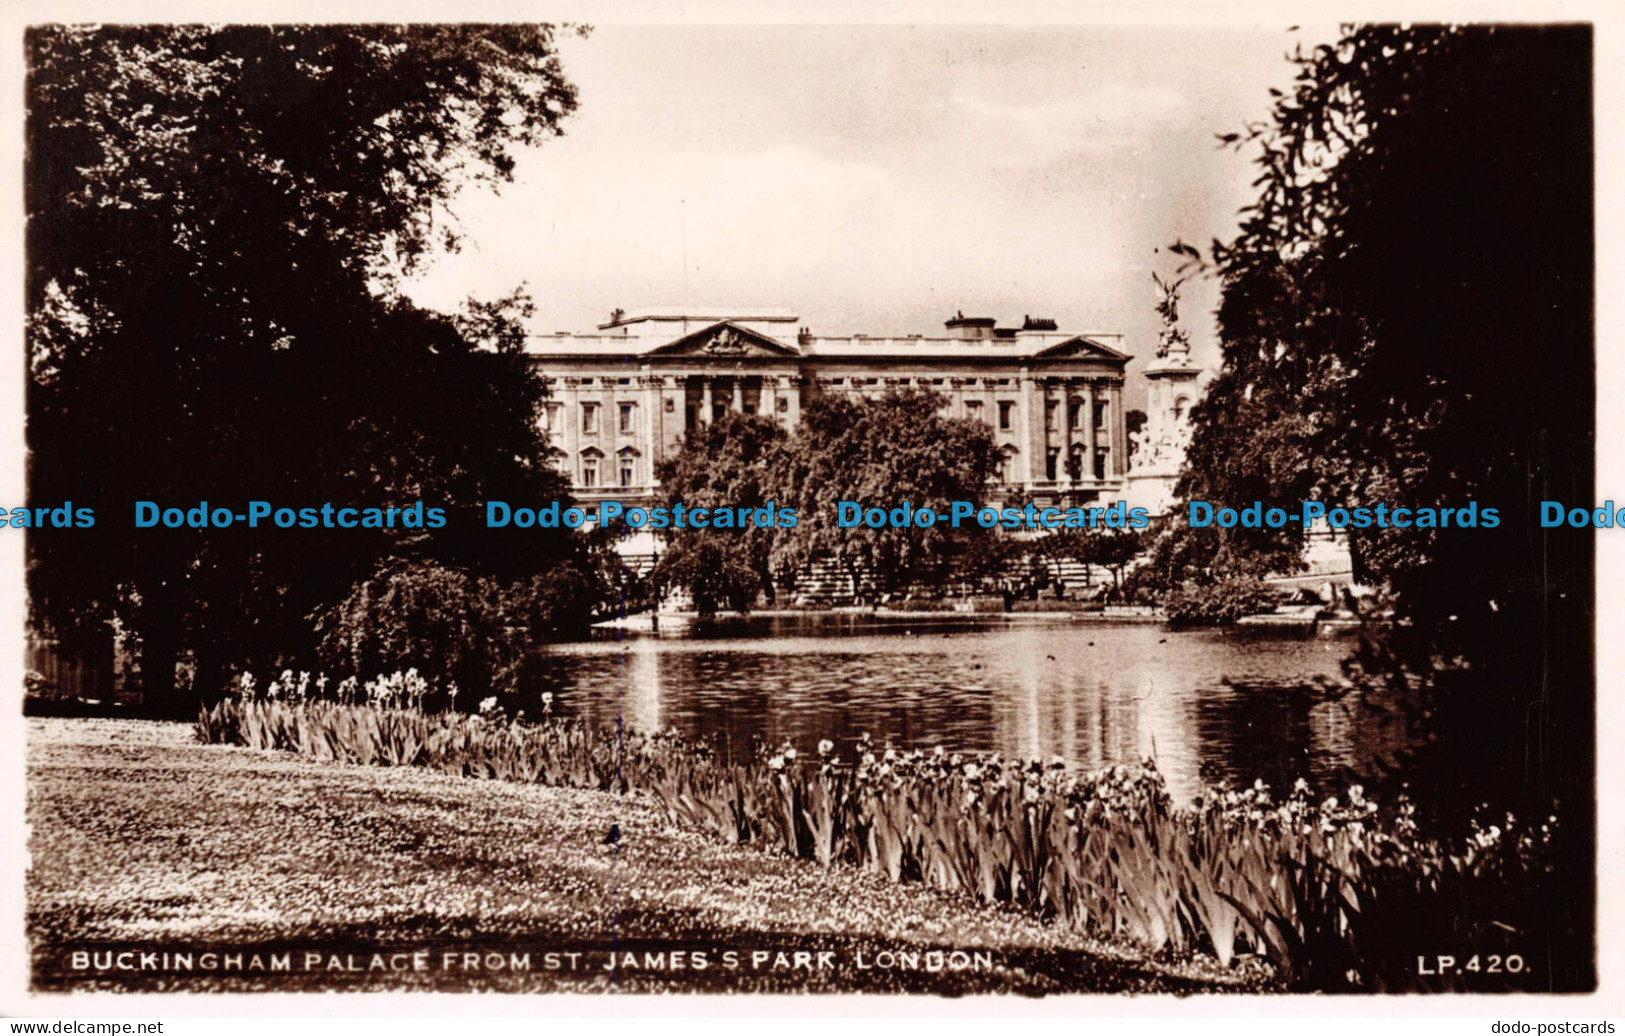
[1033,336,1131,362]
[646,321,801,358]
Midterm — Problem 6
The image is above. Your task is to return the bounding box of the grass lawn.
[26,717,1270,994]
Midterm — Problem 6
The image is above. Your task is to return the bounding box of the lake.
[524,613,1417,804]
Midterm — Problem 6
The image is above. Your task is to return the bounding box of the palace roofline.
[597,306,799,329]
[527,322,1128,362]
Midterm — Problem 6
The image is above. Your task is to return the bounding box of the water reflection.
[521,614,1414,803]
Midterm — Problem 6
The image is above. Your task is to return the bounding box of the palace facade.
[525,307,1133,505]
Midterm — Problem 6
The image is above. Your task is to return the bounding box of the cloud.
[950,85,1192,165]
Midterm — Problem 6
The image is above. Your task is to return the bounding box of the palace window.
[619,456,636,488]
[1069,400,1084,430]
[998,401,1014,430]
[1045,401,1058,431]
[1094,401,1108,429]
[965,400,984,423]
[1067,445,1085,481]
[1094,449,1108,481]
[619,402,637,433]
[1045,448,1060,481]
[581,454,599,488]
[996,446,1019,482]
[581,403,599,434]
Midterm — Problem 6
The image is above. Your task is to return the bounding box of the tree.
[313,558,518,708]
[1176,25,1591,984]
[650,412,787,616]
[1072,527,1144,591]
[768,388,1000,599]
[1185,26,1590,629]
[26,25,594,712]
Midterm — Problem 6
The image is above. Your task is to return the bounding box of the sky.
[402,23,1339,401]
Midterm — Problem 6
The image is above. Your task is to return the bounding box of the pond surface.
[524,613,1417,804]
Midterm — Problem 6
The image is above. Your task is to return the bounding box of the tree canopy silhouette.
[26,25,597,711]
[1175,25,1592,986]
[767,389,1001,599]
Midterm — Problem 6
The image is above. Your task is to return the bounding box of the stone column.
[1063,378,1079,488]
[603,379,617,487]
[1042,379,1058,483]
[563,377,581,485]
[781,375,801,427]
[1021,370,1043,488]
[663,376,686,454]
[731,376,744,413]
[1111,380,1127,477]
[1083,380,1098,485]
[641,372,660,483]
[760,375,778,424]
[700,378,713,425]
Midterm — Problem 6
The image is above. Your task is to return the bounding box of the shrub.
[1164,577,1278,627]
[313,558,521,704]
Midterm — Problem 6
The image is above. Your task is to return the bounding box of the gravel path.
[27,717,1268,994]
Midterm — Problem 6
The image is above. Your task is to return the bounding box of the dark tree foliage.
[26,25,597,711]
[767,389,1001,598]
[651,413,787,616]
[313,558,519,706]
[1177,25,1592,987]
[648,390,1001,609]
[1047,526,1144,590]
[1186,25,1591,621]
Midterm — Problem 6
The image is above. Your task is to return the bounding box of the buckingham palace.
[526,306,1137,507]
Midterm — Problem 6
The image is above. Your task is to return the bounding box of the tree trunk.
[139,577,185,719]
[191,640,227,707]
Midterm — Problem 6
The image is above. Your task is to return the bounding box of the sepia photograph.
[6,2,1614,1015]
